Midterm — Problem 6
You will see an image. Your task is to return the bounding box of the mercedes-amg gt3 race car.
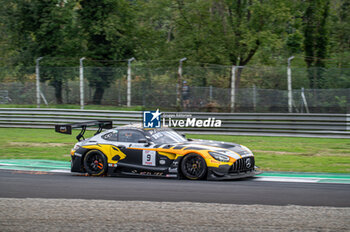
[55,121,260,180]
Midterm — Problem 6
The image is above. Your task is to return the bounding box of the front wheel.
[83,150,107,176]
[181,153,207,180]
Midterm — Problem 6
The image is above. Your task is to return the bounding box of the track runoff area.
[0,159,349,184]
[1,160,349,231]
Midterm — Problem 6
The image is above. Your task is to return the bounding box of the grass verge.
[0,128,349,173]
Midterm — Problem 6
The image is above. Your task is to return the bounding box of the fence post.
[79,57,85,110]
[118,79,121,106]
[301,87,310,113]
[253,84,257,112]
[177,58,187,110]
[287,56,294,113]
[231,65,244,112]
[209,85,213,102]
[231,66,236,112]
[36,57,43,108]
[127,57,135,107]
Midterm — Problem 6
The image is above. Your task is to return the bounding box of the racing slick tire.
[83,150,108,176]
[181,153,207,180]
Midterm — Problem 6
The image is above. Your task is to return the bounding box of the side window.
[118,130,146,143]
[102,131,119,141]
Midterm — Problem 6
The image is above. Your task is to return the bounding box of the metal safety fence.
[0,65,349,113]
[0,81,349,114]
[0,108,349,138]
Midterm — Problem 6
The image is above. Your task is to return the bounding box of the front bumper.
[207,166,262,180]
[71,154,83,172]
[70,147,88,173]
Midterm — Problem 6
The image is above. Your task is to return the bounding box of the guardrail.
[0,108,349,138]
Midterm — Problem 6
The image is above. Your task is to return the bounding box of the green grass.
[0,128,88,161]
[0,128,349,173]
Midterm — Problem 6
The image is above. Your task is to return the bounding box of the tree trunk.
[235,67,243,90]
[92,84,105,105]
[51,80,63,104]
[307,67,315,89]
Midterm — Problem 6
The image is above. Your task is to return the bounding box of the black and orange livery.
[56,121,260,180]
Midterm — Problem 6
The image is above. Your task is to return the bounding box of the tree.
[146,0,291,89]
[329,0,350,68]
[303,0,330,89]
[78,0,135,104]
[1,0,79,103]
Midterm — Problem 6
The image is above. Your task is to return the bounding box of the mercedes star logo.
[245,158,251,168]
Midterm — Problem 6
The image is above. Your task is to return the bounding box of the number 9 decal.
[142,150,156,166]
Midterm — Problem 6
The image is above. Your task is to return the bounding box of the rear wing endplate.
[55,120,113,141]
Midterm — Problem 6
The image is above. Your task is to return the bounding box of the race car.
[55,121,260,180]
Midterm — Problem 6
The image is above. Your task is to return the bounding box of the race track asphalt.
[0,170,349,207]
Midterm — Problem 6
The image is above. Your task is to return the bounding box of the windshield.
[146,128,187,144]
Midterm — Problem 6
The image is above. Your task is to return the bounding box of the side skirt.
[107,162,178,178]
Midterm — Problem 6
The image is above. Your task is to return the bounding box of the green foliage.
[286,31,303,54]
[1,0,80,103]
[144,0,292,87]
[78,0,136,104]
[0,0,350,92]
[303,0,331,89]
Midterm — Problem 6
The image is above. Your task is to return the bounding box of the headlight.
[73,144,81,150]
[209,152,230,162]
[240,145,253,155]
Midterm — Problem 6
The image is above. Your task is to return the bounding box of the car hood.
[160,139,253,159]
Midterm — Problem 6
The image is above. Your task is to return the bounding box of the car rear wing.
[55,120,113,141]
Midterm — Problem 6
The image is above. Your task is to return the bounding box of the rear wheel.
[83,150,107,176]
[181,153,207,180]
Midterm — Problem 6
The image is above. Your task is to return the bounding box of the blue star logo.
[143,109,162,128]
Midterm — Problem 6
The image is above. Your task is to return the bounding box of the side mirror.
[138,138,152,147]
[138,139,148,143]
[181,133,186,138]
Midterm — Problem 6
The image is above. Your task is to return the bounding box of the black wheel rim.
[86,153,104,174]
[183,155,205,179]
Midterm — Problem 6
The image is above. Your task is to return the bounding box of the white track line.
[50,169,71,173]
[253,176,320,183]
[1,166,349,184]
